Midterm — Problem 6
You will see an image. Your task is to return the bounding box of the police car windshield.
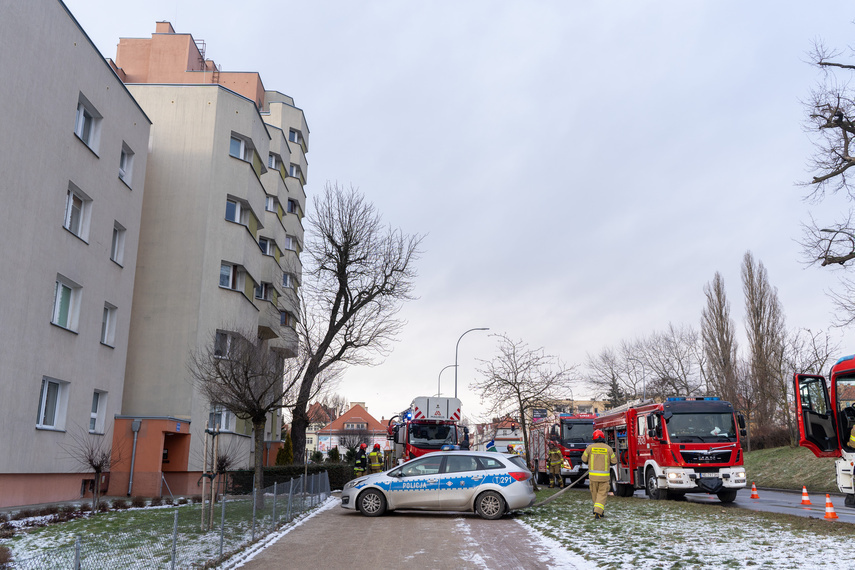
[562,422,594,443]
[665,412,736,442]
[409,424,458,449]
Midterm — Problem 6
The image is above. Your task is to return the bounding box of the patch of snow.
[453,517,490,569]
[514,518,596,569]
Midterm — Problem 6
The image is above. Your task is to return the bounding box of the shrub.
[0,514,7,524]
[228,463,353,493]
[78,503,92,512]
[37,506,59,517]
[310,450,323,463]
[149,496,163,507]
[130,496,147,508]
[745,425,792,451]
[111,500,130,510]
[176,497,188,505]
[190,495,203,504]
[11,509,35,521]
[276,432,294,465]
[97,502,110,513]
[0,524,15,539]
[0,545,12,565]
[326,447,341,463]
[162,497,174,506]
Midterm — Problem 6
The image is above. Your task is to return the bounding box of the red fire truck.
[794,355,855,507]
[530,413,597,485]
[594,397,748,502]
[387,397,462,462]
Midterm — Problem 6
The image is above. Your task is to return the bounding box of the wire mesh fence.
[3,471,331,570]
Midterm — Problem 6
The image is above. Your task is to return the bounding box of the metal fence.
[5,471,331,570]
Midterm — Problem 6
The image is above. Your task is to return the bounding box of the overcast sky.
[64,0,855,422]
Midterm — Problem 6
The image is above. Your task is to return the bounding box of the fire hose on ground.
[531,468,589,508]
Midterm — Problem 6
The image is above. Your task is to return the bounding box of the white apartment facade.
[0,0,151,507]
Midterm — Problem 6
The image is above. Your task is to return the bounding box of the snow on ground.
[225,496,338,569]
[515,518,597,569]
[454,517,490,569]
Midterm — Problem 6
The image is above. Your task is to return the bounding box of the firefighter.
[581,429,617,519]
[547,441,564,488]
[354,443,368,478]
[368,443,384,474]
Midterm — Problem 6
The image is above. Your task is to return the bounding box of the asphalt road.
[683,486,855,523]
[237,498,574,570]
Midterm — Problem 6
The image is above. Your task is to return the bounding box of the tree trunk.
[518,405,537,491]
[253,418,267,508]
[93,468,101,511]
[291,358,322,464]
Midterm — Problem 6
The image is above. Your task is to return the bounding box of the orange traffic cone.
[750,482,759,499]
[800,486,812,505]
[824,494,839,519]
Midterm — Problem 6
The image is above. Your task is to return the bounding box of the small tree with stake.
[62,424,122,511]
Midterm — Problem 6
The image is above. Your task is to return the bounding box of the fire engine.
[529,413,597,485]
[794,355,855,507]
[387,397,462,462]
[594,397,748,502]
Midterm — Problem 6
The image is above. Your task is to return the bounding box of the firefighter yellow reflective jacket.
[547,448,563,468]
[581,442,616,482]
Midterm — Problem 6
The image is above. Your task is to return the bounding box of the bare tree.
[472,334,577,475]
[320,393,350,420]
[643,323,705,398]
[701,272,740,405]
[188,326,301,502]
[339,428,372,456]
[290,183,423,463]
[742,251,787,437]
[585,347,631,407]
[62,424,122,510]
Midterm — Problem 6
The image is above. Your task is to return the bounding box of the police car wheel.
[475,491,505,520]
[357,489,386,517]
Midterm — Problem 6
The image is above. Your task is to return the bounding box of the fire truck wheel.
[475,491,506,520]
[357,489,387,517]
[716,489,737,504]
[645,469,668,500]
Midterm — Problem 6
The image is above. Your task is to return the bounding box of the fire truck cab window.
[561,422,594,443]
[409,424,457,449]
[665,413,737,442]
[836,375,855,445]
[401,456,443,477]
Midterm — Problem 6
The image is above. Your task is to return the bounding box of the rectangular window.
[282,273,293,289]
[37,377,68,430]
[255,282,272,301]
[111,222,126,265]
[287,199,298,214]
[258,237,272,255]
[74,95,101,151]
[280,311,295,327]
[214,331,233,358]
[225,199,250,225]
[89,391,106,433]
[219,263,243,290]
[209,405,234,431]
[268,153,279,170]
[289,129,302,145]
[265,196,276,212]
[229,136,246,160]
[284,235,296,251]
[119,143,134,185]
[64,185,91,240]
[289,164,301,178]
[101,303,117,346]
[52,276,81,331]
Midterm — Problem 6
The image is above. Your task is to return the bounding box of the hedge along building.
[0,0,151,507]
[108,22,309,497]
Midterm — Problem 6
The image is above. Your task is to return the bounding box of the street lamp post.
[454,327,489,398]
[437,364,457,397]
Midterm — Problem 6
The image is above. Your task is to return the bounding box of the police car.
[341,450,536,519]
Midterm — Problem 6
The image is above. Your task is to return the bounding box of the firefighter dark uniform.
[581,430,617,518]
[354,444,368,478]
[547,443,564,488]
[368,445,384,474]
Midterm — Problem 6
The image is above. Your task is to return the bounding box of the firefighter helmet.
[548,440,557,448]
[373,443,381,450]
[592,429,605,441]
[360,443,367,450]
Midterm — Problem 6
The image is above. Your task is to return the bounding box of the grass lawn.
[519,486,855,569]
[743,446,838,494]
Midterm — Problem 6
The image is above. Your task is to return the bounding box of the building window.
[111,222,126,265]
[74,94,101,151]
[101,303,117,346]
[52,276,81,331]
[287,199,298,215]
[37,377,68,430]
[90,391,106,433]
[119,144,134,185]
[289,164,303,180]
[344,423,367,430]
[282,273,293,289]
[225,199,251,226]
[214,331,237,358]
[258,237,273,256]
[265,196,276,212]
[219,263,244,291]
[289,129,302,145]
[209,405,235,431]
[229,136,248,160]
[64,184,91,240]
[254,282,272,301]
[284,235,296,251]
[280,311,295,327]
[268,153,279,170]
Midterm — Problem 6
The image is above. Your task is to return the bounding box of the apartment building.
[0,0,151,507]
[106,22,309,497]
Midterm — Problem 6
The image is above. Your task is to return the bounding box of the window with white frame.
[209,405,235,431]
[282,273,294,289]
[64,184,91,240]
[289,164,302,179]
[74,94,101,151]
[52,276,81,331]
[258,237,273,256]
[268,153,279,170]
[219,263,244,291]
[287,199,298,215]
[119,143,134,185]
[283,235,296,251]
[255,282,273,301]
[89,391,107,433]
[265,196,276,212]
[214,331,235,358]
[101,303,117,346]
[280,311,295,328]
[225,199,250,226]
[37,376,69,430]
[111,222,126,265]
[229,135,253,161]
[344,423,367,430]
[289,129,302,145]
